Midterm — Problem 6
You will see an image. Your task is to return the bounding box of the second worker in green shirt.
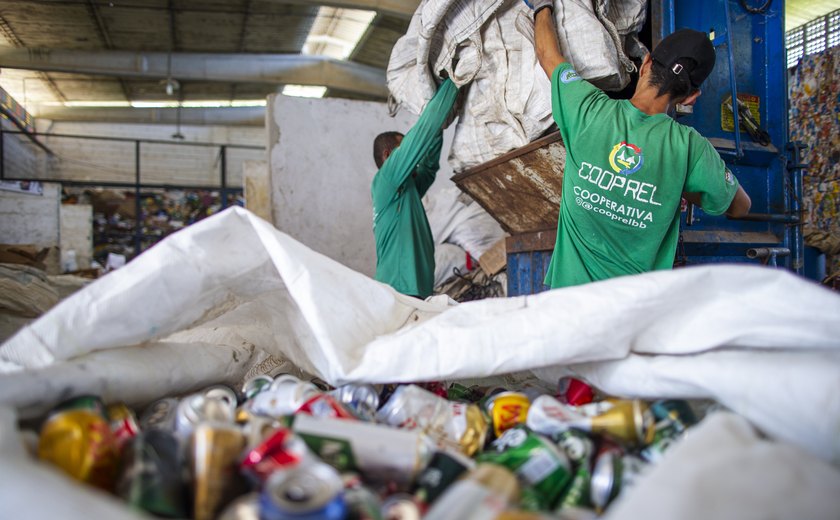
[371,79,459,299]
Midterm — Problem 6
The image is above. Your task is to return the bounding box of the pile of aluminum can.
[32,374,699,520]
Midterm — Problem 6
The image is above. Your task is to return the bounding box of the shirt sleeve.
[683,131,740,216]
[550,63,610,141]
[413,133,443,197]
[377,78,458,191]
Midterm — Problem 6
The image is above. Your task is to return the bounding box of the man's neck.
[629,87,671,116]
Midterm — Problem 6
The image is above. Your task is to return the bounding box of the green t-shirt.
[372,79,458,298]
[545,63,739,289]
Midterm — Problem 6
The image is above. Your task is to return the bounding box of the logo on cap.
[609,142,644,175]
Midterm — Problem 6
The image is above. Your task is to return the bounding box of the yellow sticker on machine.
[721,93,760,132]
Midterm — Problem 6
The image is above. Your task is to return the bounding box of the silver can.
[332,384,380,420]
[260,460,346,520]
[251,380,321,418]
[241,375,274,401]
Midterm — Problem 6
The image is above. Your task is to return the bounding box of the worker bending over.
[525,0,751,288]
[371,79,459,299]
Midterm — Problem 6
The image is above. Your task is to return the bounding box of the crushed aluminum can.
[203,384,239,409]
[639,406,690,464]
[423,463,520,520]
[239,427,310,484]
[191,422,247,520]
[251,380,321,418]
[241,375,274,402]
[589,448,647,513]
[447,383,484,403]
[291,414,435,486]
[217,492,260,520]
[377,384,487,456]
[484,391,531,439]
[526,395,587,438]
[139,397,180,432]
[577,400,655,446]
[557,377,594,406]
[297,393,357,420]
[478,426,572,511]
[175,393,235,437]
[381,492,421,520]
[343,474,383,520]
[53,395,108,418]
[260,460,347,520]
[332,383,380,420]
[412,450,474,508]
[107,402,140,451]
[116,429,188,518]
[38,409,119,491]
[553,429,594,509]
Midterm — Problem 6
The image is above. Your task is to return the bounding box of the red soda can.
[557,377,594,406]
[240,427,310,484]
[297,393,357,420]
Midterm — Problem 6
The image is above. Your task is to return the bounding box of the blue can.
[259,461,347,520]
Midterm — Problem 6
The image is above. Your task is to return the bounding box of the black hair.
[648,59,697,101]
[373,131,403,169]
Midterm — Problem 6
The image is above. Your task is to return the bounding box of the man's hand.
[523,0,553,16]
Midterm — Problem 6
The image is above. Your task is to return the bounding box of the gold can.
[459,403,488,456]
[191,423,247,520]
[485,392,531,438]
[586,399,655,446]
[38,409,118,490]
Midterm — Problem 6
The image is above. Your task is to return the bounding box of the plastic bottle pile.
[31,374,700,520]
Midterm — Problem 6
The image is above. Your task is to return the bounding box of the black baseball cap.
[651,29,716,88]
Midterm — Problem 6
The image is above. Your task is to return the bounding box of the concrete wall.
[268,94,456,277]
[0,182,60,248]
[243,160,272,223]
[59,203,93,271]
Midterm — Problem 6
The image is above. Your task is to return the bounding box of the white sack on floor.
[387,0,647,171]
[425,186,507,259]
[1,207,840,466]
[434,243,467,287]
[604,412,840,520]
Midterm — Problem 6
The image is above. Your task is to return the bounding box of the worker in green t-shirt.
[524,0,751,289]
[371,79,459,298]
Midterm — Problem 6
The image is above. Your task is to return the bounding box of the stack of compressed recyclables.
[30,372,701,519]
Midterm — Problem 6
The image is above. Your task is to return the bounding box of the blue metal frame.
[661,0,813,276]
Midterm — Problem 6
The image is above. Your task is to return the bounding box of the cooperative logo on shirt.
[724,167,735,185]
[560,69,581,83]
[608,141,644,175]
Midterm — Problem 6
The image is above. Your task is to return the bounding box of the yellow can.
[485,392,531,438]
[38,409,118,490]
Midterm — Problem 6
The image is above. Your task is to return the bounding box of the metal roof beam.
[275,0,418,19]
[34,106,266,127]
[0,48,388,98]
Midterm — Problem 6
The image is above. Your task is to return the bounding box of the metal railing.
[0,128,265,257]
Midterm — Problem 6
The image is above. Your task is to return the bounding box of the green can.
[552,429,593,510]
[53,395,107,418]
[477,425,572,510]
[447,383,484,403]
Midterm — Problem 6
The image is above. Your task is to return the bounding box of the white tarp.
[1,207,839,465]
[387,0,647,171]
[1,207,839,517]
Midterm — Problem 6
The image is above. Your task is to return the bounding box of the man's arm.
[378,79,458,190]
[724,186,751,217]
[532,5,567,78]
[413,134,443,197]
[684,186,750,217]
